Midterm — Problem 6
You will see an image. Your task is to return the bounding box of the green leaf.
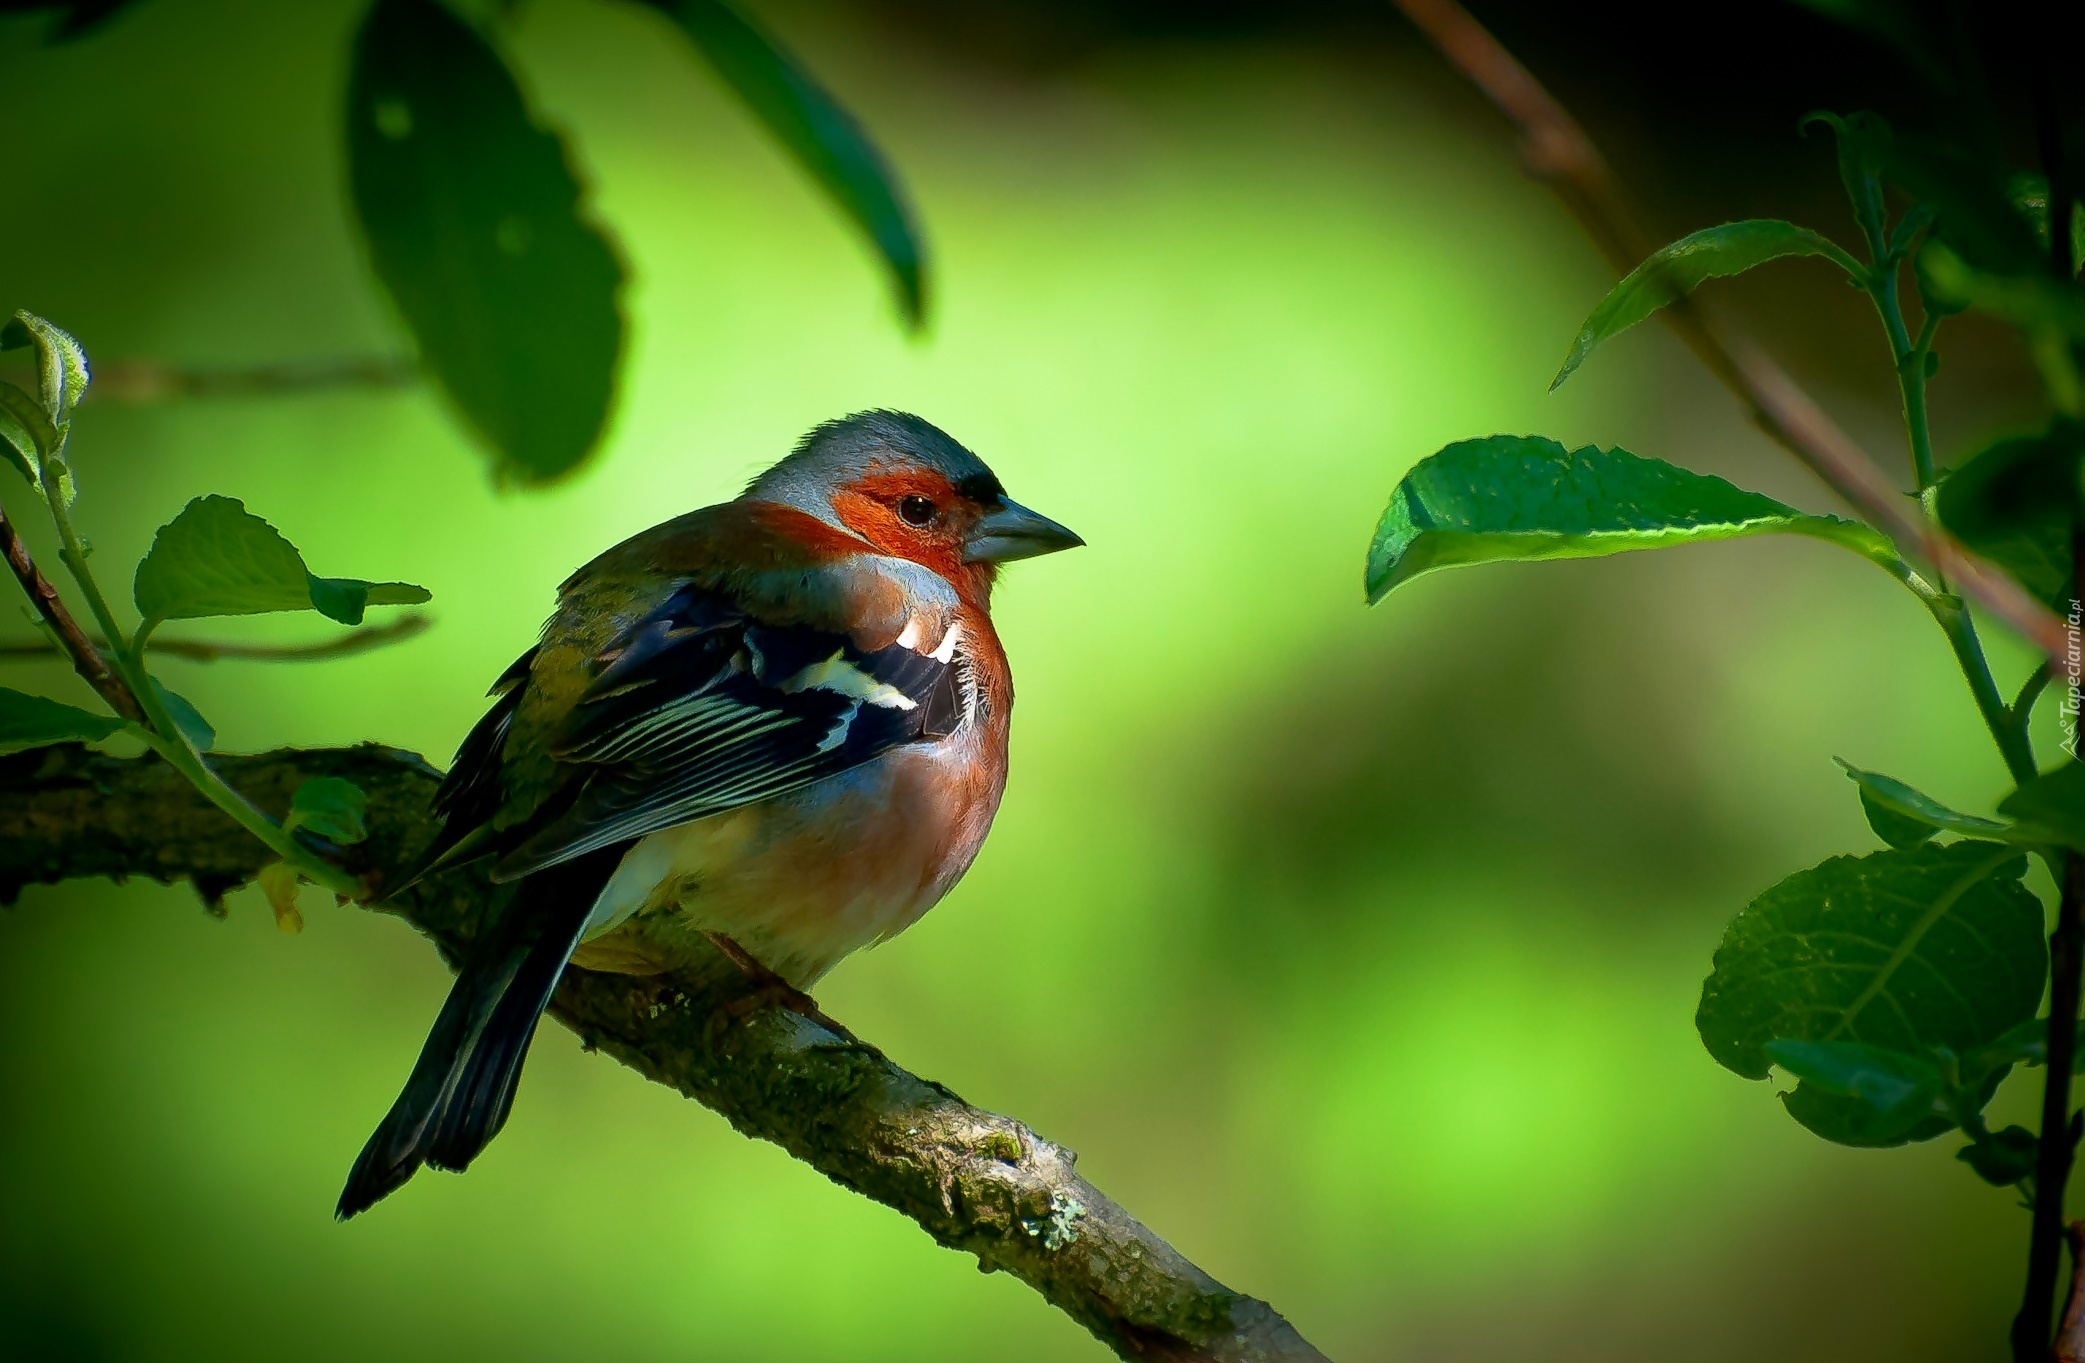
[1696,842,2045,1146]
[133,495,430,626]
[1802,111,1893,254]
[1553,221,1861,389]
[1919,240,2085,339]
[1999,765,2085,853]
[634,0,925,329]
[346,0,625,485]
[1764,1038,1943,1142]
[1889,139,2048,279]
[285,776,369,845]
[3,309,90,419]
[1957,1125,2038,1187]
[1365,435,1894,604]
[0,378,54,487]
[148,678,214,752]
[1934,425,2081,608]
[1836,759,2010,848]
[1978,1016,2085,1073]
[0,685,127,754]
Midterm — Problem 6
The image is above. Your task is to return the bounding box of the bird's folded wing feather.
[480,579,966,880]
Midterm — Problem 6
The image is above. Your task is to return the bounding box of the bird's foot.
[701,931,876,1053]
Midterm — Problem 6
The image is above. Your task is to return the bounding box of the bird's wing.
[486,580,967,880]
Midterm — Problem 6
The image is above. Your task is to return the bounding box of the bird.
[336,410,1081,1218]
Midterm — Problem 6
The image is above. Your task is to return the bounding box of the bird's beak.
[962,498,1085,564]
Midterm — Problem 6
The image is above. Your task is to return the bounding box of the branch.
[1387,0,2071,671]
[0,503,143,720]
[2059,1223,2085,1363]
[0,612,431,664]
[0,741,1328,1363]
[79,355,420,403]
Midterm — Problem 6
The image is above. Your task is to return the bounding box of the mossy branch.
[0,740,1328,1363]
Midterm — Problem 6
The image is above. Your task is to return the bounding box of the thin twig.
[0,612,431,664]
[0,503,143,720]
[76,355,420,403]
[2058,1223,2085,1363]
[1385,0,2069,670]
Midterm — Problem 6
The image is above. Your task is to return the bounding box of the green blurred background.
[0,1,2064,1359]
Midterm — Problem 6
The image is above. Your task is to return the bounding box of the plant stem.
[2019,849,2085,1362]
[0,612,430,664]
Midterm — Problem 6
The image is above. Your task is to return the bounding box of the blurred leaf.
[1553,221,1860,389]
[148,678,214,752]
[0,685,126,753]
[1366,435,1893,604]
[1765,1038,1944,1143]
[2009,173,2085,276]
[1934,425,2081,608]
[1890,140,2048,278]
[255,861,305,934]
[0,379,55,486]
[1803,111,1893,253]
[285,776,369,845]
[1697,842,2044,1143]
[633,0,925,328]
[347,0,624,484]
[1957,1124,2038,1187]
[1836,759,2009,848]
[1999,765,2085,852]
[1919,240,2085,338]
[0,0,149,39]
[133,495,430,626]
[3,309,90,420]
[1979,1016,2085,1072]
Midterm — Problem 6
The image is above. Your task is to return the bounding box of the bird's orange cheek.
[831,489,965,577]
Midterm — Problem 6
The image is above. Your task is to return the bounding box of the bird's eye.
[897,495,937,527]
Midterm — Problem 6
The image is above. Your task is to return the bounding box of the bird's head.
[745,410,1082,599]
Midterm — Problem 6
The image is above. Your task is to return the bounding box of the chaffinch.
[338,411,1081,1217]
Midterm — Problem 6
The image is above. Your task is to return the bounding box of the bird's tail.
[336,846,625,1219]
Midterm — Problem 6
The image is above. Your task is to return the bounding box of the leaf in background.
[0,685,127,753]
[1919,240,2085,339]
[1365,435,1893,604]
[285,776,369,845]
[633,0,926,329]
[0,378,55,486]
[148,678,214,752]
[1785,0,1955,91]
[1934,425,2081,609]
[1999,765,2085,853]
[347,0,624,484]
[1802,111,1893,253]
[1888,139,2048,279]
[0,0,151,40]
[133,495,429,627]
[1957,1125,2038,1187]
[1696,842,2044,1146]
[1552,221,1860,389]
[1835,759,2009,848]
[1763,1039,1943,1144]
[1978,1016,2085,1073]
[2010,174,2085,278]
[2,309,90,420]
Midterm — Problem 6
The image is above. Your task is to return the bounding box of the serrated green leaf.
[133,495,430,626]
[0,378,54,487]
[1999,765,2085,853]
[148,678,214,752]
[1553,221,1862,389]
[1697,843,2044,1147]
[1957,1124,2038,1187]
[347,0,624,484]
[0,685,128,754]
[632,0,926,329]
[1365,435,1894,603]
[5,309,90,419]
[1934,425,2081,608]
[1836,759,2009,849]
[285,776,369,845]
[1919,240,2085,339]
[1802,111,1893,254]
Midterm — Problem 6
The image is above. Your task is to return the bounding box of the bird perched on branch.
[338,411,1081,1217]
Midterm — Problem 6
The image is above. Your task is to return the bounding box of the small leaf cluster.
[14,0,924,486]
[1365,106,2085,1190]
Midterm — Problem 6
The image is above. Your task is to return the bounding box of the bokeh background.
[0,2,2067,1359]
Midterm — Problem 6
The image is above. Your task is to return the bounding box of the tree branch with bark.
[0,740,1328,1363]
